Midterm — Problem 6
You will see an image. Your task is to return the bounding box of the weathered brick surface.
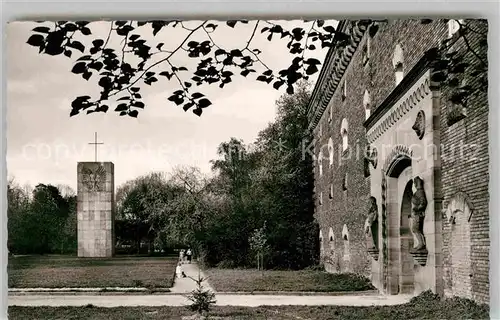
[311,19,489,304]
[439,20,489,304]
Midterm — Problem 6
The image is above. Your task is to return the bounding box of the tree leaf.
[32,26,51,34]
[198,98,212,108]
[26,34,45,47]
[71,62,87,74]
[115,103,129,112]
[82,71,92,81]
[128,110,139,118]
[81,27,92,35]
[193,108,203,116]
[68,40,85,52]
[92,39,104,48]
[191,92,205,99]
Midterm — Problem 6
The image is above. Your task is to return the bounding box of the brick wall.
[312,19,489,304]
[439,20,489,304]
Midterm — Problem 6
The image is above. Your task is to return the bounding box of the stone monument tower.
[77,133,115,257]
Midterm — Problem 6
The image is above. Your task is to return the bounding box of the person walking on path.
[179,249,185,264]
[186,248,192,264]
[175,262,186,278]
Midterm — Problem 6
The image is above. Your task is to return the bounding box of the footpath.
[9,262,412,307]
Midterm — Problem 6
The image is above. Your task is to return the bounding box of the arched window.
[317,151,323,177]
[328,137,334,166]
[448,19,464,38]
[363,90,371,120]
[328,227,335,251]
[392,44,404,85]
[362,36,371,66]
[341,118,349,152]
[341,224,351,270]
[319,191,323,205]
[341,79,347,101]
[319,230,324,257]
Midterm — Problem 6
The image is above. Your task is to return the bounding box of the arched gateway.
[364,69,443,296]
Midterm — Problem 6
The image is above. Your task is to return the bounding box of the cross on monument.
[88,132,104,162]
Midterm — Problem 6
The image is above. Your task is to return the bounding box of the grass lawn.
[8,255,177,288]
[204,268,375,292]
[8,292,490,319]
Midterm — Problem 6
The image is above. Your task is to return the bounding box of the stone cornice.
[307,20,368,131]
[365,54,435,144]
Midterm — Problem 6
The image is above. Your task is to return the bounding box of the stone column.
[77,162,115,257]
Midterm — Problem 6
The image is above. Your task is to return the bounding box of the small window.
[341,118,349,152]
[448,19,463,38]
[342,172,348,191]
[328,106,333,123]
[319,124,323,137]
[319,192,323,205]
[328,138,334,166]
[363,90,371,120]
[318,152,323,177]
[362,37,371,66]
[341,80,347,101]
[392,44,404,85]
[329,184,334,199]
[328,228,335,250]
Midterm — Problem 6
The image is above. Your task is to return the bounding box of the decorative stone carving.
[81,165,106,192]
[409,176,428,265]
[364,196,379,254]
[366,78,431,144]
[447,104,467,126]
[381,173,388,289]
[364,145,378,177]
[412,110,426,139]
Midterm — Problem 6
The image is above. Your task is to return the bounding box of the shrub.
[185,273,216,316]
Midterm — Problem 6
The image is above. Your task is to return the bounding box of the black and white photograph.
[5,17,490,319]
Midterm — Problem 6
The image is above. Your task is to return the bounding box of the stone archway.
[399,177,415,294]
[384,149,414,295]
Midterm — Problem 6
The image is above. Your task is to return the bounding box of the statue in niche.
[410,176,428,252]
[364,196,379,250]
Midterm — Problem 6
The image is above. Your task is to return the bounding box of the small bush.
[132,279,144,287]
[185,274,216,316]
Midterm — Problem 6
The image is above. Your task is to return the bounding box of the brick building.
[307,19,489,304]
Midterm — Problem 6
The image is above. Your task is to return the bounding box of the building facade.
[308,19,489,304]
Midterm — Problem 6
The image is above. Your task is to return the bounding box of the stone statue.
[364,196,379,250]
[410,176,427,252]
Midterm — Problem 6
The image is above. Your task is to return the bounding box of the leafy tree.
[249,222,269,271]
[7,179,32,253]
[25,19,486,119]
[25,19,342,117]
[116,172,174,253]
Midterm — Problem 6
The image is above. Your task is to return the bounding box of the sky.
[7,20,332,191]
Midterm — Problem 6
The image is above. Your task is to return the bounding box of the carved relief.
[409,176,428,253]
[82,165,107,192]
[364,196,379,251]
[447,104,467,126]
[364,145,378,177]
[412,110,426,139]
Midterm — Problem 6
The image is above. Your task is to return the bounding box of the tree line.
[8,82,319,269]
